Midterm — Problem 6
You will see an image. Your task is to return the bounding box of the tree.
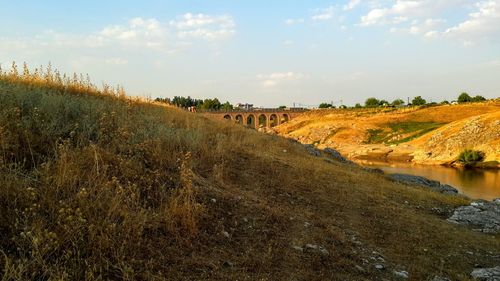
[458,92,472,103]
[379,100,389,107]
[220,101,233,110]
[354,103,362,108]
[278,105,287,109]
[365,98,380,108]
[319,103,332,108]
[440,100,449,104]
[200,98,222,110]
[155,97,171,104]
[472,95,486,102]
[391,99,405,106]
[171,96,203,108]
[411,96,426,106]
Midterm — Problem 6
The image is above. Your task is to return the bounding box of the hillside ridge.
[1,77,499,280]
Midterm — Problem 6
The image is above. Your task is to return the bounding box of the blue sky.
[1,0,499,107]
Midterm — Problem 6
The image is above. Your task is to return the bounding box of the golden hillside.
[277,102,500,164]
[411,111,500,164]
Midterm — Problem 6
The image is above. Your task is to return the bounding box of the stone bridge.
[204,109,307,129]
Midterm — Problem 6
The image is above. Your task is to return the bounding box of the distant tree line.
[155,96,233,111]
[318,92,488,109]
[457,92,486,103]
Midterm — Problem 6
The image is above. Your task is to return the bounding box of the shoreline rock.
[387,173,459,195]
[448,199,500,233]
[470,266,500,280]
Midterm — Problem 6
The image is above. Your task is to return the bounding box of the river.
[358,161,500,200]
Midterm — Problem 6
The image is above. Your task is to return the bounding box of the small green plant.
[458,149,485,165]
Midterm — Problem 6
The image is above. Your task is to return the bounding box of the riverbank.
[357,160,500,200]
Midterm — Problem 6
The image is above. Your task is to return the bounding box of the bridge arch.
[269,114,279,127]
[281,113,290,123]
[258,114,267,128]
[246,114,256,128]
[235,114,244,124]
[223,114,232,120]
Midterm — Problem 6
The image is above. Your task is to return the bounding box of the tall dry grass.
[0,63,294,280]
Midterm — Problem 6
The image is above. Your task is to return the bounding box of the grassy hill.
[1,71,500,280]
[277,103,500,164]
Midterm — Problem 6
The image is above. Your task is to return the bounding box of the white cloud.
[444,0,500,42]
[105,58,129,65]
[344,0,362,11]
[170,13,236,40]
[312,6,335,21]
[361,8,390,26]
[360,0,466,26]
[357,0,500,45]
[0,13,236,64]
[285,18,305,25]
[98,17,167,49]
[390,18,446,35]
[257,72,305,87]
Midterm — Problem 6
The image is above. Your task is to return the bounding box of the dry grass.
[1,67,500,280]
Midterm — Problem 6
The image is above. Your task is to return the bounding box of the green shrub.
[458,149,485,165]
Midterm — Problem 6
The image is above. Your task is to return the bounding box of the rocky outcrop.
[304,144,321,157]
[448,199,500,233]
[388,174,459,195]
[470,266,500,281]
[323,148,352,163]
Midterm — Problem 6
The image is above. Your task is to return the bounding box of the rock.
[355,265,365,272]
[388,174,459,195]
[305,244,318,250]
[431,277,451,281]
[448,200,500,233]
[222,261,233,267]
[471,266,500,280]
[323,148,352,163]
[362,167,385,174]
[291,245,303,252]
[210,198,217,203]
[374,264,385,270]
[304,144,321,157]
[319,247,329,255]
[304,244,329,255]
[393,270,409,279]
[221,231,230,238]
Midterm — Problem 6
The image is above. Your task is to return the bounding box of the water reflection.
[358,161,500,200]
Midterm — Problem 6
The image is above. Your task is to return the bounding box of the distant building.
[236,103,254,110]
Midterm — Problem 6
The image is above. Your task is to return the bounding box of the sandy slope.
[277,101,500,165]
[411,111,500,164]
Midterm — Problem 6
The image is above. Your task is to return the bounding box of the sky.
[1,0,499,107]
